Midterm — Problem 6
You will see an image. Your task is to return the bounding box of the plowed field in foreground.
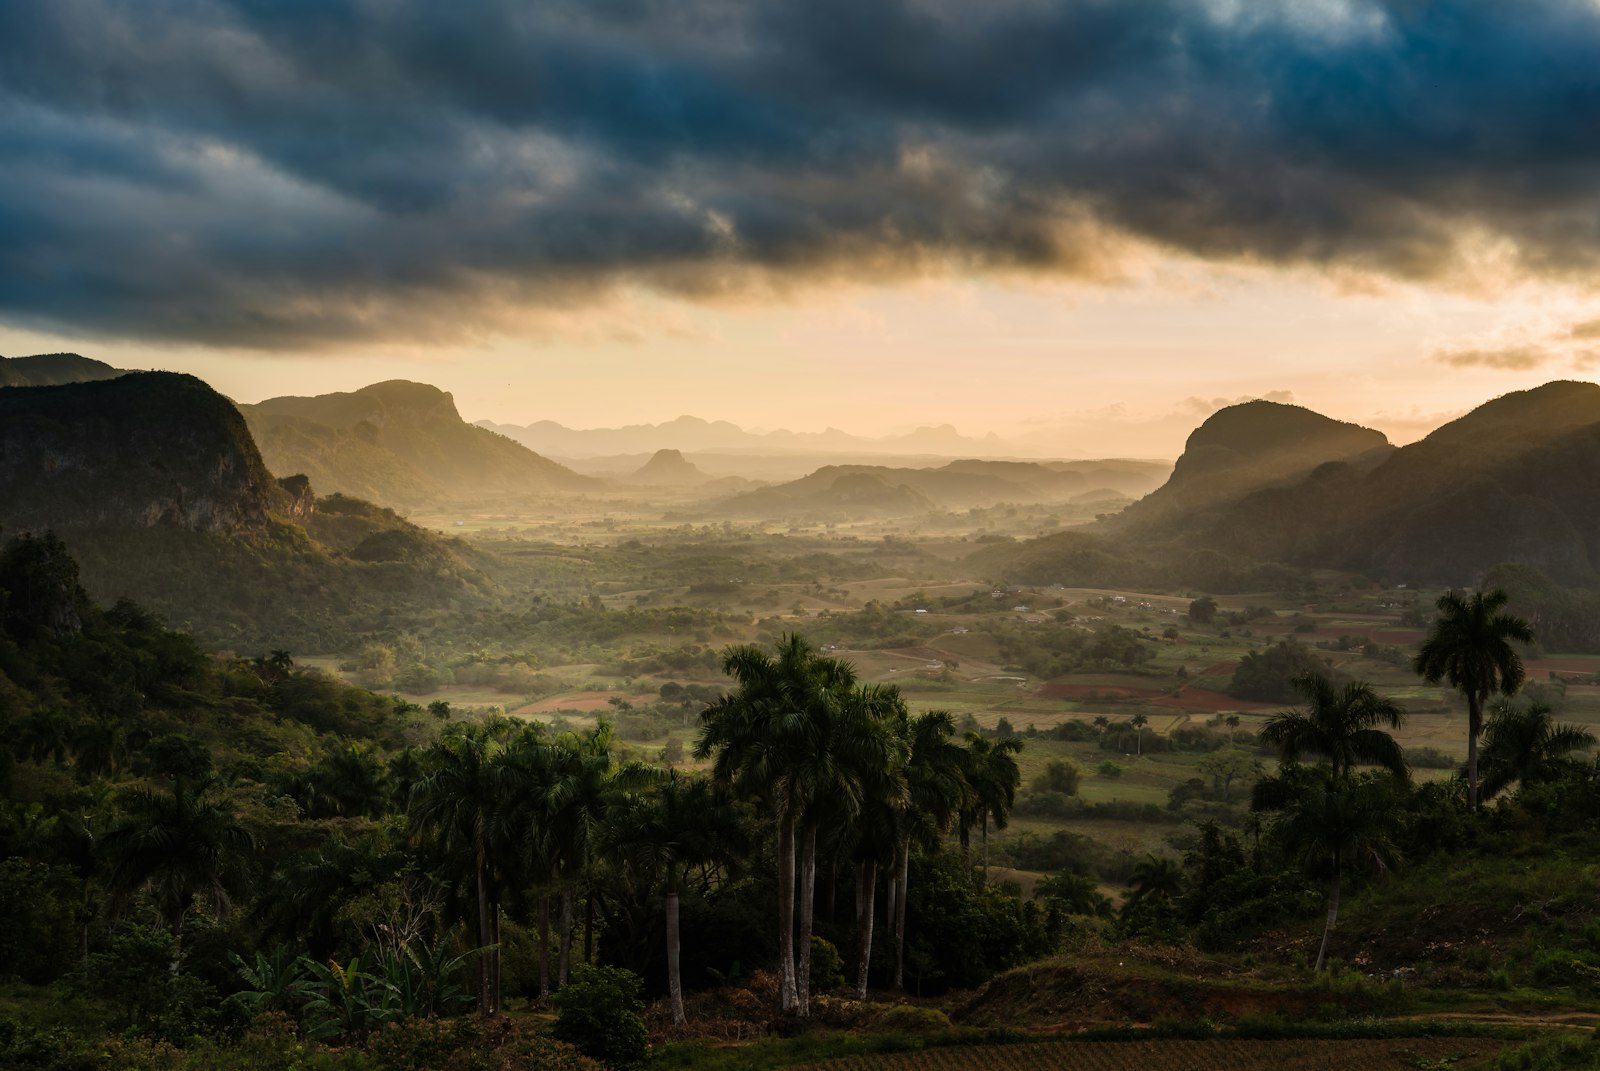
[795,1037,1508,1071]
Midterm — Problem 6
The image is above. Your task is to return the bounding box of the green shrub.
[553,964,648,1069]
[1486,1034,1600,1070]
[1530,948,1600,993]
[810,937,845,992]
[364,1017,601,1071]
[877,1004,952,1035]
[81,924,222,1041]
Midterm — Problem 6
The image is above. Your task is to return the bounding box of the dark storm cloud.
[4,0,1600,346]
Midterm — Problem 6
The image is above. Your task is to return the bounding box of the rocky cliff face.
[0,372,282,534]
[276,475,317,521]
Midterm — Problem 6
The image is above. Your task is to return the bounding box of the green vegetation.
[0,535,1064,1067]
[14,369,1600,1067]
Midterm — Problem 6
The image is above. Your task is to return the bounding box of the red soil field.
[514,692,657,714]
[1038,681,1165,700]
[1150,687,1275,713]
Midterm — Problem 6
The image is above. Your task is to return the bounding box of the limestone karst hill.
[0,372,491,648]
[978,382,1600,590]
[243,379,599,509]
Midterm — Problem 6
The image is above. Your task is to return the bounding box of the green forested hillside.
[242,380,599,509]
[0,373,496,651]
[980,383,1600,598]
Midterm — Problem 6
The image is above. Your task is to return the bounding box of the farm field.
[791,1037,1512,1071]
[304,512,1595,908]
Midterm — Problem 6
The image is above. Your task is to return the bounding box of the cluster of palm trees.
[67,632,1026,1026]
[695,633,1021,1018]
[407,718,658,1017]
[92,592,1563,1006]
[391,632,1026,1023]
[1252,587,1593,971]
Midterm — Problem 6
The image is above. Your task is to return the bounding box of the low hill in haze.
[692,469,940,521]
[696,457,1167,520]
[242,380,599,509]
[0,372,491,648]
[628,448,712,486]
[0,351,125,387]
[976,381,1600,591]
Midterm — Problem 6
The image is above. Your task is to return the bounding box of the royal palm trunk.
[666,878,685,1026]
[855,859,876,997]
[797,824,818,1016]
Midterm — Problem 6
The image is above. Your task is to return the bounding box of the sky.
[3,0,1600,457]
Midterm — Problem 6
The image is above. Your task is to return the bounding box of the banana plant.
[298,955,398,1041]
[225,945,311,1015]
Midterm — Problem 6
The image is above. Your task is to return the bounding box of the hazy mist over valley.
[7,4,1600,1069]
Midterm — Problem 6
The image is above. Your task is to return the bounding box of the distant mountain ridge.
[242,380,599,508]
[478,414,1010,458]
[694,458,1169,520]
[980,381,1600,590]
[0,352,125,387]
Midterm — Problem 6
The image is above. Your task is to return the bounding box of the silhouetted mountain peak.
[1180,400,1388,468]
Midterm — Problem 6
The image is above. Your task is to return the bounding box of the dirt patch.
[1149,688,1273,714]
[1370,630,1426,645]
[513,692,656,714]
[1529,657,1600,676]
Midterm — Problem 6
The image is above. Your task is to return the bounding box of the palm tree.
[1124,854,1183,910]
[960,732,1022,882]
[494,727,561,997]
[695,633,858,1016]
[296,743,390,819]
[1130,713,1149,757]
[1259,674,1408,785]
[832,687,910,999]
[408,724,507,1014]
[1414,589,1533,809]
[537,722,657,985]
[1271,770,1400,972]
[605,773,742,1025]
[892,710,971,989]
[1478,701,1595,802]
[100,779,254,946]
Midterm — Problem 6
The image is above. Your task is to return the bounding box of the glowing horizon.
[4,1,1600,459]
